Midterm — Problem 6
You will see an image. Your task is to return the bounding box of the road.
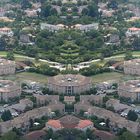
[1,53,140,70]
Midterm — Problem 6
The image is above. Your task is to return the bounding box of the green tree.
[41,4,51,17]
[1,110,12,121]
[124,51,133,60]
[116,131,139,140]
[127,110,138,121]
[103,96,109,103]
[21,0,32,9]
[87,2,99,17]
[0,131,22,140]
[6,51,15,60]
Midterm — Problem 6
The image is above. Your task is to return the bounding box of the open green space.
[91,72,140,83]
[16,72,48,84]
[91,72,124,83]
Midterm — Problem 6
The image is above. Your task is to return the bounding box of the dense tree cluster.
[1,110,12,121]
[28,64,60,76]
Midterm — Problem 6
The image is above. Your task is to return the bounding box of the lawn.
[91,72,124,83]
[16,72,48,84]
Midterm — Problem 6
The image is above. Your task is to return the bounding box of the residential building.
[96,81,113,90]
[47,74,92,95]
[126,27,140,37]
[45,115,93,132]
[34,95,59,106]
[0,59,15,75]
[0,80,21,102]
[0,17,14,22]
[76,120,93,131]
[106,99,131,112]
[0,8,6,17]
[46,120,63,131]
[8,99,33,112]
[64,96,75,104]
[25,9,40,17]
[0,103,65,134]
[0,27,13,37]
[59,115,80,128]
[19,33,34,45]
[124,59,140,75]
[74,102,140,135]
[104,34,120,45]
[118,80,140,102]
[72,23,99,32]
[40,23,66,32]
[80,95,105,105]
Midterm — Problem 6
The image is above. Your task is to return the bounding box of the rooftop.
[128,27,140,31]
[59,115,80,128]
[76,120,93,129]
[0,80,20,93]
[24,130,46,140]
[47,120,63,129]
[48,74,92,86]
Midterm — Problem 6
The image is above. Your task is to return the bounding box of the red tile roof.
[47,120,63,129]
[76,120,93,129]
[129,27,140,31]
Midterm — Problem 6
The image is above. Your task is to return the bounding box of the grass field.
[16,72,48,84]
[91,72,124,83]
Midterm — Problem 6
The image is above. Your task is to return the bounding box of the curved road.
[1,53,140,70]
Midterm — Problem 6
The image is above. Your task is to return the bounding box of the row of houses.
[0,98,65,134]
[74,100,140,135]
[46,115,93,132]
[40,23,99,32]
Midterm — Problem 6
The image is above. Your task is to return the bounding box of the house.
[0,59,15,75]
[118,80,140,102]
[19,33,34,45]
[46,115,93,132]
[46,120,63,131]
[47,74,92,95]
[64,96,75,104]
[0,17,14,22]
[73,23,99,32]
[76,120,93,131]
[104,34,120,45]
[34,95,60,106]
[0,27,13,37]
[96,81,113,91]
[8,99,33,113]
[106,99,131,112]
[0,104,65,134]
[74,101,140,135]
[0,80,21,102]
[126,27,140,37]
[59,115,80,128]
[40,23,66,32]
[25,9,41,17]
[124,59,140,75]
[0,8,7,17]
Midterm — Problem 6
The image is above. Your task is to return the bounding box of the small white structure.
[40,23,66,32]
[73,23,99,32]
